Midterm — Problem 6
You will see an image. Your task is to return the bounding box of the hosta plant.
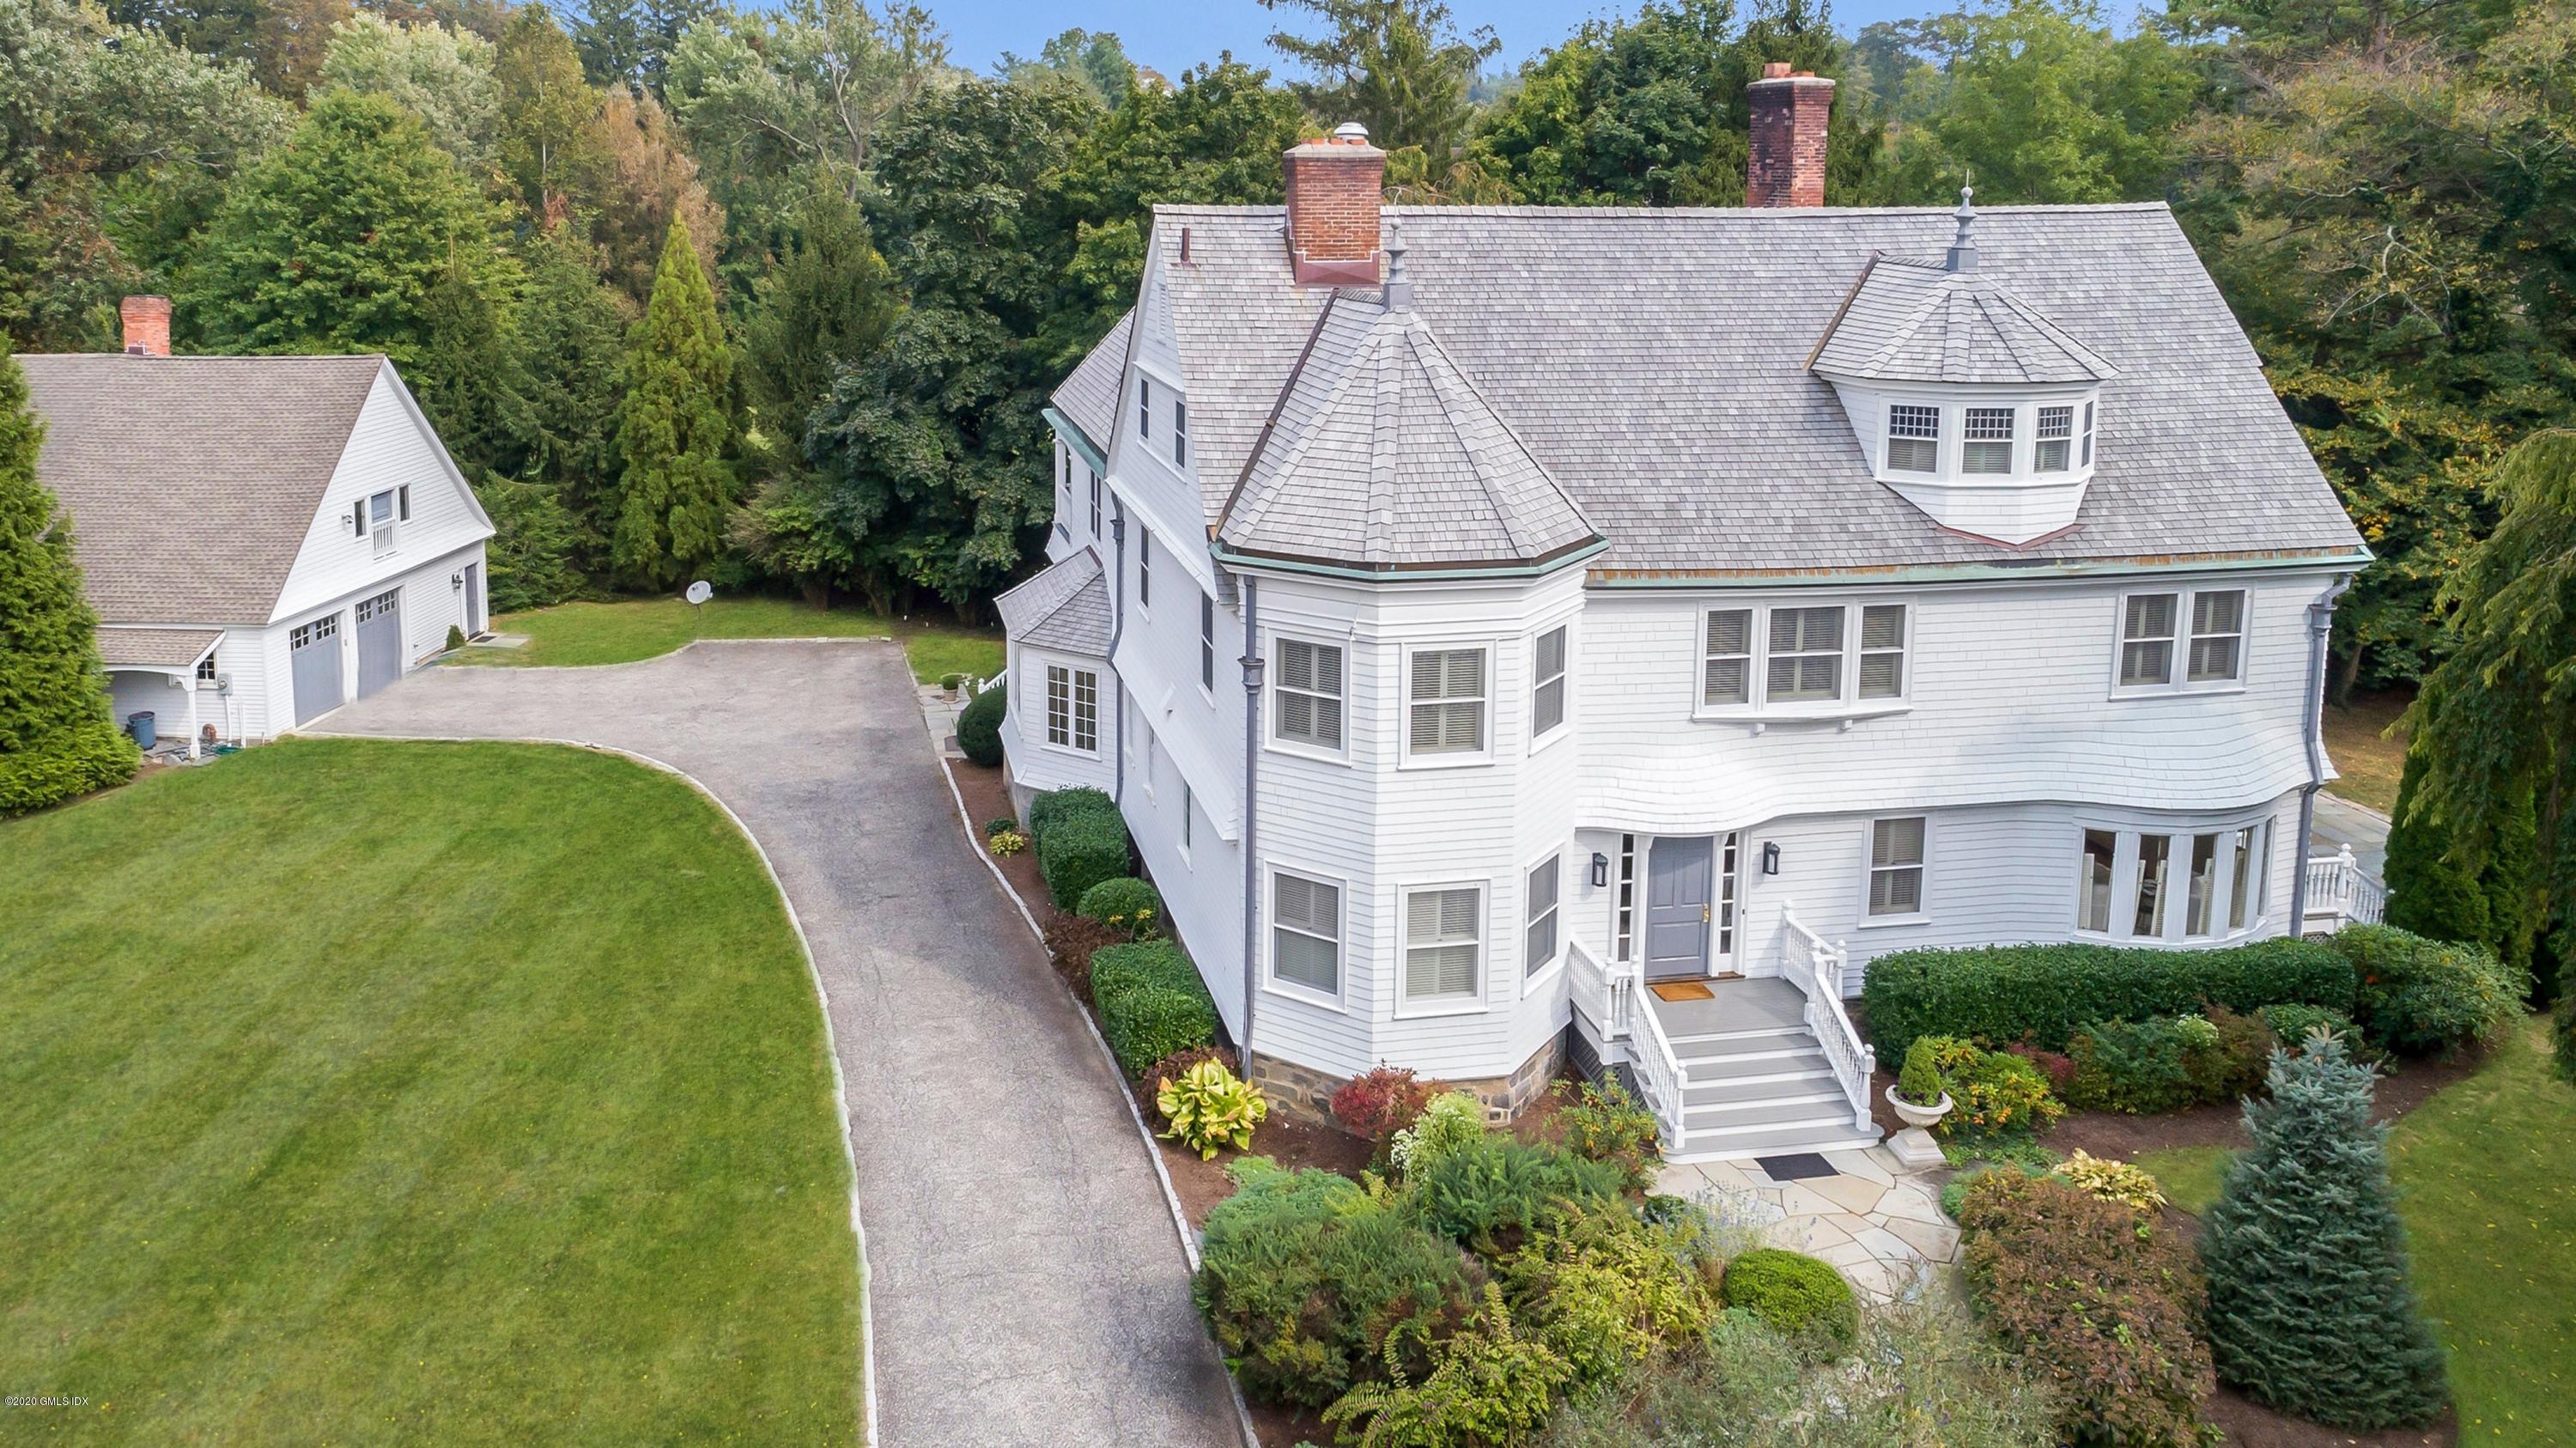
[986,829,1027,857]
[1157,1060,1268,1159]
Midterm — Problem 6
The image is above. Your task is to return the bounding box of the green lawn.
[0,740,862,1445]
[2134,1144,2234,1216]
[2390,1018,2576,1443]
[2321,688,2412,815]
[459,596,1002,684]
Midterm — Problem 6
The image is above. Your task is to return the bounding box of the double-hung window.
[1524,857,1561,977]
[1138,377,1151,437]
[2188,590,2245,684]
[1857,605,1906,700]
[1531,626,1568,739]
[1044,663,1098,753]
[2035,405,2075,472]
[1703,609,1753,707]
[1962,407,2014,473]
[1886,404,1940,472]
[2119,593,2178,686]
[1406,648,1487,757]
[1173,400,1188,467]
[2119,587,2246,691]
[2081,401,2096,466]
[1137,528,1152,608]
[1273,638,1345,751]
[1704,603,1910,713]
[1404,885,1483,1006]
[1272,871,1341,996]
[1088,472,1102,538]
[1765,607,1843,703]
[1199,592,1216,691]
[1867,817,1926,918]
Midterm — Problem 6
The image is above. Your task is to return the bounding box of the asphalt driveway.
[318,641,1239,1447]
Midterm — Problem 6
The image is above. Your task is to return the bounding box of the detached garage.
[21,296,496,750]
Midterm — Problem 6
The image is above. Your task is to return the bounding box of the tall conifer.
[611,217,733,588]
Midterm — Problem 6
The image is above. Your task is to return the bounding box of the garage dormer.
[1810,191,2117,545]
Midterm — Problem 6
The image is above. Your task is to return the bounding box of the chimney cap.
[1333,121,1370,143]
[1762,60,1791,78]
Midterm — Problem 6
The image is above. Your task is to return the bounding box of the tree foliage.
[1261,0,1501,155]
[318,11,499,173]
[611,217,735,589]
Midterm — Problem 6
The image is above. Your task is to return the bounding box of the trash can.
[127,711,155,751]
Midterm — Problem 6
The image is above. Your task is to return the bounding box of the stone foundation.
[1249,1030,1568,1128]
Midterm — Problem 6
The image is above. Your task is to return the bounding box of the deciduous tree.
[319,12,501,174]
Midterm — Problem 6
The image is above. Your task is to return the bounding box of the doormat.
[1649,981,1715,1002]
[1754,1153,1837,1182]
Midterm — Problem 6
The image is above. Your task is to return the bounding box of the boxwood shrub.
[1077,875,1163,932]
[1099,985,1218,1076]
[1089,940,1200,1002]
[1036,804,1129,910]
[1030,785,1115,835]
[955,682,1005,766]
[1862,937,2354,1060]
[1722,1248,1858,1349]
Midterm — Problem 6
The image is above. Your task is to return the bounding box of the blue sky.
[939,0,1939,81]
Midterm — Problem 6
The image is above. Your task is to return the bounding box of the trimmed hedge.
[2330,923,2525,1056]
[1090,940,1199,1001]
[1863,937,2355,1060]
[1077,875,1163,930]
[1036,802,1129,910]
[955,682,1005,766]
[1722,1248,1859,1348]
[1030,786,1115,835]
[1099,985,1218,1076]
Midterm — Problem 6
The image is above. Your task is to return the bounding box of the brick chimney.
[120,295,172,357]
[1747,63,1835,208]
[1283,123,1386,286]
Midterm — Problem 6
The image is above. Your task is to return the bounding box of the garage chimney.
[1747,63,1835,207]
[1283,123,1386,285]
[120,295,172,357]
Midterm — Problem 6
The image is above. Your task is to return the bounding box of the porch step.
[1683,1047,1836,1086]
[1682,1097,1856,1136]
[1677,1116,1874,1159]
[1668,1024,1809,1056]
[1682,1074,1842,1110]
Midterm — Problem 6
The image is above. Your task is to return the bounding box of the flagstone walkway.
[1659,1147,1961,1302]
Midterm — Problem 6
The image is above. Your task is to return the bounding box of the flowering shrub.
[2052,1150,2167,1214]
[1551,1078,1662,1193]
[1158,1060,1269,1159]
[1331,1064,1443,1147]
[985,829,1026,857]
[1388,1090,1488,1177]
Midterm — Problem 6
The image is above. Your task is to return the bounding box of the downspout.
[2288,572,2354,934]
[1109,503,1128,806]
[1237,575,1264,1080]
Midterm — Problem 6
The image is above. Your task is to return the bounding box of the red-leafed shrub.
[1957,1170,2215,1447]
[1042,914,1121,1000]
[1331,1064,1443,1146]
[2002,1041,2077,1095]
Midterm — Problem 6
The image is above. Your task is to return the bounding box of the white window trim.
[1198,590,1218,702]
[1264,861,1349,1011]
[1087,471,1102,538]
[1398,639,1496,770]
[1266,629,1352,764]
[1855,814,1932,928]
[1134,526,1152,616]
[2069,816,2276,945]
[1172,398,1188,468]
[2110,586,2251,698]
[1529,621,1572,752]
[1395,878,1492,1018]
[1860,390,2102,485]
[1694,601,1915,724]
[1178,782,1194,866]
[1036,654,1103,758]
[1520,846,1566,995]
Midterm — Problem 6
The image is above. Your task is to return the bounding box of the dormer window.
[1886,405,1939,473]
[1962,407,2014,473]
[2035,405,2075,472]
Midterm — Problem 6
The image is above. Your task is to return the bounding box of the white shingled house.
[21,298,495,752]
[999,75,2372,1160]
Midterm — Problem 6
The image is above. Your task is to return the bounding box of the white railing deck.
[1781,907,1878,1135]
[2304,844,2387,933]
[1566,937,1636,1047]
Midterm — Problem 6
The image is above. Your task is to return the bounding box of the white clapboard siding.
[270,364,494,635]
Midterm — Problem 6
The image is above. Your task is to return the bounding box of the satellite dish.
[684,581,713,605]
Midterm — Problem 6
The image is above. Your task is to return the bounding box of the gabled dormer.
[1810,192,2118,545]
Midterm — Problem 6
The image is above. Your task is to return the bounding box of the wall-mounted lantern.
[1589,852,1610,889]
[1761,841,1782,876]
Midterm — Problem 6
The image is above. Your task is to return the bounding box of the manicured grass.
[460,595,999,684]
[2389,1017,2576,1443]
[2133,1144,2234,1216]
[2321,687,2412,814]
[0,740,861,1445]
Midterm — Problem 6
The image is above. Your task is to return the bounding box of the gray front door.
[1643,836,1714,980]
[289,613,343,725]
[355,588,403,698]
[464,563,483,635]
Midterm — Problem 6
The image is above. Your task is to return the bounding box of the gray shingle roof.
[18,353,385,622]
[1809,255,2117,386]
[1219,292,1597,570]
[1048,310,1132,454]
[1118,202,2365,577]
[93,625,222,668]
[994,546,1111,654]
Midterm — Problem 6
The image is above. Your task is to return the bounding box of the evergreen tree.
[611,217,734,589]
[740,183,895,437]
[2199,1039,2448,1430]
[513,218,629,562]
[2384,746,2494,948]
[1261,0,1499,155]
[0,345,138,814]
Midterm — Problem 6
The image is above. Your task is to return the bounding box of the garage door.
[355,588,403,699]
[289,613,343,725]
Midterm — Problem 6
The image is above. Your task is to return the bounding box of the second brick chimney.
[1283,123,1386,285]
[120,295,173,357]
[1747,63,1835,208]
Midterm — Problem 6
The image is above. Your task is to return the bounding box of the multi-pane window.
[2120,593,2178,686]
[1138,376,1151,436]
[1703,609,1753,706]
[1525,857,1561,976]
[1044,664,1098,752]
[1137,528,1152,607]
[1858,605,1905,700]
[1274,638,1345,750]
[1766,607,1844,703]
[1273,871,1341,995]
[1404,885,1482,1003]
[1407,648,1487,755]
[1868,817,1926,916]
[2078,828,2117,933]
[196,654,217,684]
[1886,404,1940,472]
[2035,405,2075,472]
[1173,399,1188,467]
[2133,833,2171,936]
[1199,592,1216,691]
[1532,626,1568,738]
[1088,472,1102,537]
[1962,407,2014,473]
[2080,824,2271,939]
[2189,590,2245,684]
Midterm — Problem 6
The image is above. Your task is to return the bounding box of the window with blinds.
[1531,626,1568,739]
[1962,407,2014,473]
[1766,607,1843,703]
[2188,589,2245,683]
[2120,593,2178,686]
[1886,404,1939,472]
[1273,638,1345,750]
[1868,817,1926,916]
[2035,405,2075,472]
[1525,857,1560,977]
[1404,885,1482,1002]
[1407,648,1486,755]
[1703,608,1752,706]
[2120,587,2245,691]
[1272,871,1341,995]
[1858,605,1906,699]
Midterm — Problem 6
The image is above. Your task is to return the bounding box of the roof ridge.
[1407,320,1534,558]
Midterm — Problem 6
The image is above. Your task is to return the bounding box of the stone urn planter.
[1886,1085,1953,1131]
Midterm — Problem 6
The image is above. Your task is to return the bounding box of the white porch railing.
[2303,844,2387,933]
[1571,937,1685,1147]
[1567,937,1637,1047]
[1782,906,1877,1135]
